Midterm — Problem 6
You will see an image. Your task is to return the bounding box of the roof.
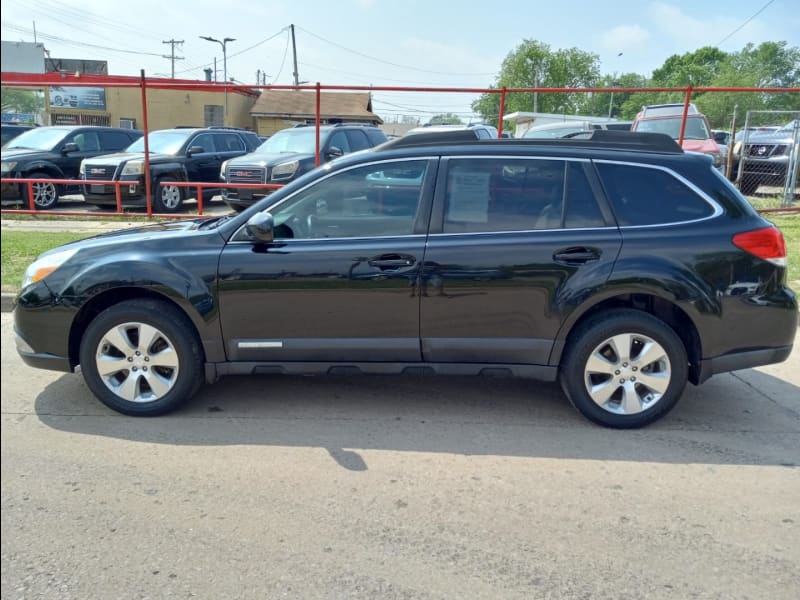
[250,90,382,124]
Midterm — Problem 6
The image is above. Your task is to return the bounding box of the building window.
[119,118,136,129]
[204,105,224,127]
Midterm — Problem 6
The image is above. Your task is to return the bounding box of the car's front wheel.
[153,177,183,212]
[26,171,60,210]
[79,299,204,416]
[560,310,688,428]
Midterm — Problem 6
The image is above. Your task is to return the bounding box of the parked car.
[1,126,142,209]
[732,119,799,195]
[523,121,632,139]
[81,127,261,212]
[1,123,37,147]
[406,123,499,139]
[220,123,387,211]
[14,130,796,428]
[631,103,722,171]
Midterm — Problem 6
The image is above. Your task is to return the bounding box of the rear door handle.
[553,247,600,265]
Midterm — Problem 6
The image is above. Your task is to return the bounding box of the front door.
[217,158,437,362]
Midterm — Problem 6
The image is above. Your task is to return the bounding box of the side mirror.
[325,146,344,160]
[62,142,79,153]
[245,211,274,243]
[187,145,206,156]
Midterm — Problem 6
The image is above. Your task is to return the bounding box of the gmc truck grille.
[84,165,116,180]
[227,167,265,183]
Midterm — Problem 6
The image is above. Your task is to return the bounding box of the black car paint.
[14,141,798,394]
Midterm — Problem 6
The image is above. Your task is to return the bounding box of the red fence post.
[678,85,693,146]
[27,178,35,211]
[140,69,153,217]
[315,82,321,167]
[197,184,203,215]
[115,182,122,214]
[497,87,507,138]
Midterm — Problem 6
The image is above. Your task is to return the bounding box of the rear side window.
[345,129,370,151]
[596,162,714,226]
[443,158,564,232]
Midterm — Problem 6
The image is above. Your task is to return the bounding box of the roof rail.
[378,129,683,154]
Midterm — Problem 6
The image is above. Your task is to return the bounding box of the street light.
[199,35,236,124]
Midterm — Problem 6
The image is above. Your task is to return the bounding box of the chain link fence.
[734,111,799,206]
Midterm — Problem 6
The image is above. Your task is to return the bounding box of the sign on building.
[48,87,106,111]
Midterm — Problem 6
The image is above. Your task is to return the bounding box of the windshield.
[255,129,321,154]
[635,116,711,140]
[126,130,193,155]
[3,127,70,150]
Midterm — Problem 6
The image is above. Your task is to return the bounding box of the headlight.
[271,160,299,180]
[711,153,722,167]
[79,161,86,176]
[22,247,79,289]
[1,161,17,174]
[732,141,742,157]
[121,160,144,176]
[220,159,229,180]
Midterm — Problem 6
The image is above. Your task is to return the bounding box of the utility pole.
[162,39,184,78]
[290,24,300,86]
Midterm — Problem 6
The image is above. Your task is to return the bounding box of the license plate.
[239,189,253,200]
[90,184,105,193]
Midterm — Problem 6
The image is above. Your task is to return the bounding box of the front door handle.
[553,247,600,265]
[368,253,416,270]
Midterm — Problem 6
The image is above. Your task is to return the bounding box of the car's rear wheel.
[560,310,688,428]
[153,177,183,212]
[27,171,60,210]
[79,299,204,416]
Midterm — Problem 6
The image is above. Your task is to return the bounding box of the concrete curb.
[1,293,14,313]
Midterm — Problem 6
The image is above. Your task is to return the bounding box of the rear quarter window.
[595,162,715,226]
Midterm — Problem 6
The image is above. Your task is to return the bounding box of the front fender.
[19,162,67,179]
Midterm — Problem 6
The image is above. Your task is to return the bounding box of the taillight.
[732,227,787,267]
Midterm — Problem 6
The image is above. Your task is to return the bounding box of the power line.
[174,27,287,75]
[715,0,775,46]
[297,26,495,76]
[1,22,165,57]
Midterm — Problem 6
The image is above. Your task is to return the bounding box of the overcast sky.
[2,0,798,122]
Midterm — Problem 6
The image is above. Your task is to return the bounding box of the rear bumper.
[696,344,793,384]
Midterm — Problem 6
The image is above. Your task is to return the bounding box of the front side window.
[267,160,429,239]
[596,162,715,226]
[189,133,215,153]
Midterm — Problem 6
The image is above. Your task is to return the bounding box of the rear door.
[419,156,622,365]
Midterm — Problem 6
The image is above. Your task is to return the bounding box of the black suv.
[1,126,142,209]
[81,127,261,212]
[13,131,797,428]
[221,123,387,211]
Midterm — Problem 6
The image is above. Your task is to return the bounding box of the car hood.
[1,148,57,161]
[227,151,313,167]
[83,152,173,165]
[741,131,793,144]
[42,219,213,259]
[680,139,719,155]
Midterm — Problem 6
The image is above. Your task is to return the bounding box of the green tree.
[0,88,43,115]
[472,40,600,126]
[428,113,463,125]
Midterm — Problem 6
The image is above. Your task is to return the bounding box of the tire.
[738,176,759,196]
[26,171,60,210]
[153,177,183,212]
[559,309,688,429]
[78,298,204,416]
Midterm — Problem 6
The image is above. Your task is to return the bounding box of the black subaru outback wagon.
[13,130,797,428]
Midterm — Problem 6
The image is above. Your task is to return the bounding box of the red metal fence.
[2,70,798,219]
